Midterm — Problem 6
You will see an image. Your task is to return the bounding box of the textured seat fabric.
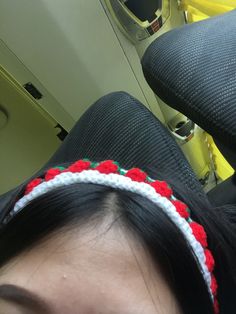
[0,92,205,223]
[142,10,236,167]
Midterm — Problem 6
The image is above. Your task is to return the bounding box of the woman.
[0,92,235,314]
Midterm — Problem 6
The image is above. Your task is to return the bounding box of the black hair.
[0,176,235,314]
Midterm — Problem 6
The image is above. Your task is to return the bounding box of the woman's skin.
[0,218,181,314]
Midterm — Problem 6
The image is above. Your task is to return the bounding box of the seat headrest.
[142,9,236,150]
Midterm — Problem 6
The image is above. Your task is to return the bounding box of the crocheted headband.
[10,159,218,313]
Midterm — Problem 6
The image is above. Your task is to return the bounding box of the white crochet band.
[12,170,212,299]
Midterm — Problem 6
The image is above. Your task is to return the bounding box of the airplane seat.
[142,9,236,206]
[0,91,206,223]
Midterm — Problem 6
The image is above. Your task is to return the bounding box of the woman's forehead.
[0,224,181,314]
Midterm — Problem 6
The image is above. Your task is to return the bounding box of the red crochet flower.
[211,275,218,296]
[95,160,118,174]
[190,222,208,247]
[45,168,61,181]
[214,299,219,314]
[25,178,43,195]
[149,181,172,198]
[125,168,147,182]
[172,200,190,219]
[68,160,91,173]
[205,249,215,272]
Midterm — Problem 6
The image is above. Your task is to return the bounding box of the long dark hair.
[0,174,235,314]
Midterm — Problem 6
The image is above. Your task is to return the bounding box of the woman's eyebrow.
[0,284,51,313]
